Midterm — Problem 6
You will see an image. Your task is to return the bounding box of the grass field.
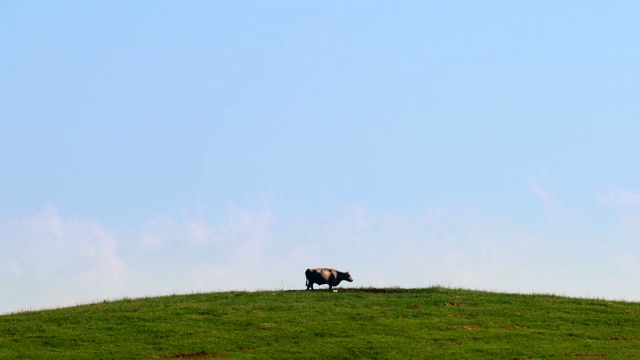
[2,287,640,359]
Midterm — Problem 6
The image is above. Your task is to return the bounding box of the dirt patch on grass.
[610,337,640,341]
[445,301,476,307]
[155,351,227,359]
[442,326,481,331]
[570,353,606,358]
[502,325,526,330]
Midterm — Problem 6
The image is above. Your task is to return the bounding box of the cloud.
[280,203,640,301]
[0,201,280,314]
[597,186,640,233]
[5,193,640,314]
[119,200,277,297]
[220,202,275,263]
[283,205,540,291]
[530,179,572,228]
[0,205,126,313]
[136,215,215,251]
[598,186,640,208]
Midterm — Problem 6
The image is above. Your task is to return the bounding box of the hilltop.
[2,287,640,359]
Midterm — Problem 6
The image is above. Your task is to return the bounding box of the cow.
[305,268,353,290]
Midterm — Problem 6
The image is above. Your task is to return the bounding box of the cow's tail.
[305,268,311,289]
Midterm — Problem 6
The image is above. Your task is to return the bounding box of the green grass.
[2,287,640,359]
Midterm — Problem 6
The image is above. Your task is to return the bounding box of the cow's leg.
[328,285,332,291]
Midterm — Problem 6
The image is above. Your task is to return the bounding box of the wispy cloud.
[4,194,640,314]
[0,205,126,313]
[597,186,640,232]
[598,186,640,208]
[284,205,541,292]
[530,178,571,228]
[118,199,278,296]
[0,201,280,313]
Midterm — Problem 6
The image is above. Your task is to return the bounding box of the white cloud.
[5,194,640,314]
[222,203,275,263]
[281,205,539,291]
[117,200,278,297]
[598,186,640,208]
[596,185,640,234]
[0,205,126,313]
[530,179,572,228]
[136,215,214,251]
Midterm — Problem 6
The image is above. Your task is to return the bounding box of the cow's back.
[306,268,334,284]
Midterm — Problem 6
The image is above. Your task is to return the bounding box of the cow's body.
[305,268,353,290]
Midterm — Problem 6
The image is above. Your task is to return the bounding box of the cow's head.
[345,272,353,282]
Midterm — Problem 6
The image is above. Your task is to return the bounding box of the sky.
[1,1,639,314]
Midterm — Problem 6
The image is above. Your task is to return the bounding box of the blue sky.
[1,1,640,313]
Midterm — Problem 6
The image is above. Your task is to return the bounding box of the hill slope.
[2,287,640,359]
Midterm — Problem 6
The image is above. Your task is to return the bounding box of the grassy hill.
[2,287,640,359]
